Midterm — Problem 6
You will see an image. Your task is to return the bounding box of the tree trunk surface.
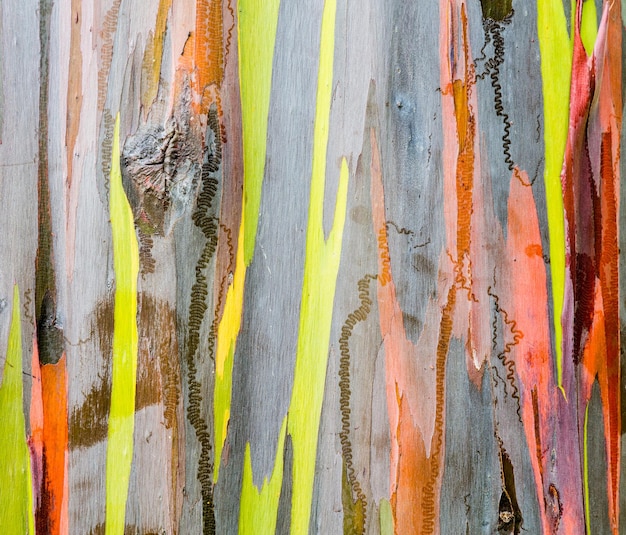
[0,0,624,534]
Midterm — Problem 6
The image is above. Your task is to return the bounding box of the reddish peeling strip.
[29,337,44,520]
[506,170,562,533]
[559,2,621,532]
[30,339,69,535]
[39,354,69,535]
[596,7,622,520]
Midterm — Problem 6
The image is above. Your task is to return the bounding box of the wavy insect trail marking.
[213,0,280,484]
[338,273,377,530]
[185,109,221,534]
[104,115,140,535]
[441,1,495,381]
[559,2,621,531]
[0,286,35,534]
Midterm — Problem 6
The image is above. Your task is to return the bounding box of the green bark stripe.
[537,0,571,393]
[0,285,35,535]
[581,0,598,56]
[288,0,348,531]
[238,418,287,534]
[238,0,281,265]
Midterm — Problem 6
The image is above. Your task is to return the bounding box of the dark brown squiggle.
[338,274,377,531]
[98,0,121,111]
[488,286,522,422]
[138,229,156,276]
[184,108,222,534]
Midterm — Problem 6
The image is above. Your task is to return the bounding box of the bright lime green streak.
[238,0,280,265]
[213,0,281,483]
[537,0,572,393]
[583,401,591,534]
[105,114,140,535]
[379,499,394,535]
[288,0,348,531]
[213,341,235,481]
[580,0,598,56]
[0,286,35,535]
[238,418,287,534]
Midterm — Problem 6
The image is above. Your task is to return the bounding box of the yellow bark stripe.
[0,286,35,535]
[213,0,281,482]
[537,0,571,392]
[105,114,140,535]
[238,0,281,264]
[288,0,348,531]
[235,0,347,530]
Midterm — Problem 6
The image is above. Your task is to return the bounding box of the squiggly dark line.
[338,274,377,530]
[476,15,515,171]
[219,223,234,273]
[385,220,431,249]
[490,301,509,400]
[185,107,222,534]
[491,365,506,396]
[224,0,235,68]
[487,18,514,171]
[386,220,415,237]
[138,229,156,276]
[488,286,522,422]
[214,93,227,144]
[24,288,33,323]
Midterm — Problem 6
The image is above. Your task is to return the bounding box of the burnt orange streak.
[175,32,203,115]
[195,0,224,97]
[506,170,557,533]
[390,397,428,533]
[39,353,69,535]
[66,0,83,187]
[451,6,476,302]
